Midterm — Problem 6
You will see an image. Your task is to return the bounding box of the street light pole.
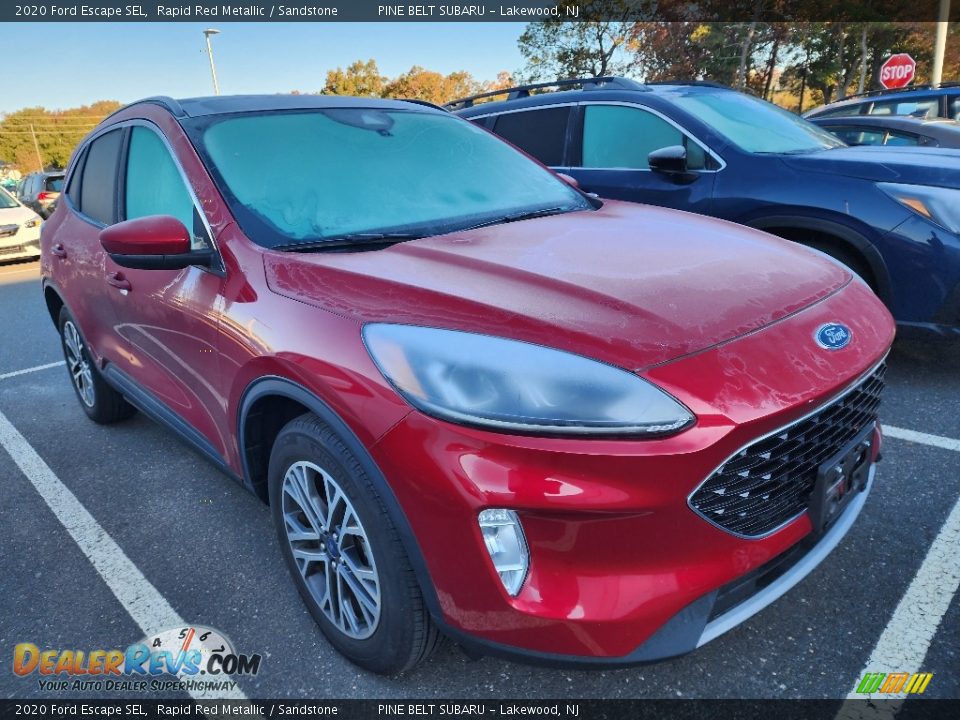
[203,28,221,95]
[931,0,950,87]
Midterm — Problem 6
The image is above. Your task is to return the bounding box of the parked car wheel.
[58,307,136,424]
[268,413,440,674]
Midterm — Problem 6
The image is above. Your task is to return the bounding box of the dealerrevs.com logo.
[12,626,261,693]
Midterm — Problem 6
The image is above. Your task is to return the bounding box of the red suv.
[41,95,894,674]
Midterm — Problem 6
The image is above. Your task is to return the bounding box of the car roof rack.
[444,76,647,110]
[835,82,960,103]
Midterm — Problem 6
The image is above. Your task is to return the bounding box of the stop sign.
[879,54,916,90]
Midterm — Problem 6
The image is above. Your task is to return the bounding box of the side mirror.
[648,145,689,175]
[556,172,580,189]
[100,215,212,270]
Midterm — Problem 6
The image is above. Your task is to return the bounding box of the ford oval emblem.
[815,323,852,350]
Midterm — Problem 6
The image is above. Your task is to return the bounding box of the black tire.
[58,307,136,424]
[268,412,439,674]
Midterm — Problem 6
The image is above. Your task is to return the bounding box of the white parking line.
[839,493,960,710]
[883,425,960,453]
[0,361,65,381]
[835,428,960,715]
[0,408,249,702]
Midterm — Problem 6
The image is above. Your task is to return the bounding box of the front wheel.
[268,413,439,674]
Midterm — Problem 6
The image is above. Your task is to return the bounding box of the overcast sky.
[4,22,526,113]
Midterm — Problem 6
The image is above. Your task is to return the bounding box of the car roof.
[452,78,729,116]
[811,115,960,131]
[116,94,447,120]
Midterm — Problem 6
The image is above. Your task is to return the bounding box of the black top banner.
[3,0,958,23]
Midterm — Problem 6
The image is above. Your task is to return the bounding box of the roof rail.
[101,96,186,124]
[400,98,449,112]
[444,76,647,111]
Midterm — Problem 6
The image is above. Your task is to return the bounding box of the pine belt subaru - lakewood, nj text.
[41,95,894,673]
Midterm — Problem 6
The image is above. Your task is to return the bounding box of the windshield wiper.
[273,232,426,253]
[458,206,575,233]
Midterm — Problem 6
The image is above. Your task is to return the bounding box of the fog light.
[478,508,529,596]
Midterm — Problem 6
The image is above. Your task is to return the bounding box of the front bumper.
[0,225,41,261]
[369,279,893,663]
[449,466,875,667]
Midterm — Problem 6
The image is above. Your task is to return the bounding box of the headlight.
[878,182,960,234]
[24,216,41,229]
[363,324,694,436]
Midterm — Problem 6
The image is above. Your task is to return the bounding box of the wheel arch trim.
[236,376,443,621]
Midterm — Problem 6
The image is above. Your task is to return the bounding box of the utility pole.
[203,28,221,95]
[858,25,868,94]
[931,0,950,87]
[29,124,43,171]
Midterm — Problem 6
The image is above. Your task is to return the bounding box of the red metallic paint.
[99,215,191,256]
[41,101,895,662]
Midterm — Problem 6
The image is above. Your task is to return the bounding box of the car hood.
[263,201,850,370]
[781,146,960,187]
[0,205,38,225]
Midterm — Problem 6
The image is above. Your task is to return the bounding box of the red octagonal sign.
[879,54,916,90]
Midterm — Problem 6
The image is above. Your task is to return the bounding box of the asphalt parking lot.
[0,257,957,701]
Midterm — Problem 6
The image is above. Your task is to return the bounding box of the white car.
[0,186,43,262]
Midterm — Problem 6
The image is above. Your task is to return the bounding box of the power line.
[0,130,95,135]
[0,115,111,120]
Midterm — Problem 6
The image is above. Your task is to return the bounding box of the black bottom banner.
[1,700,960,720]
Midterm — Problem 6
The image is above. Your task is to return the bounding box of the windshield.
[672,91,846,154]
[188,108,590,248]
[0,187,19,209]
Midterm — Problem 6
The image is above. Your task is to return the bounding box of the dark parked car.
[18,170,65,218]
[804,84,960,120]
[42,94,893,672]
[810,115,960,148]
[452,77,960,337]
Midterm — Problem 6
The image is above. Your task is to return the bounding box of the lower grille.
[689,362,886,538]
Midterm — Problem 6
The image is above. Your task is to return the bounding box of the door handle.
[51,243,67,258]
[106,272,131,292]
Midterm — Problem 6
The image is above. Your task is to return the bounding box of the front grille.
[0,224,18,239]
[689,362,886,537]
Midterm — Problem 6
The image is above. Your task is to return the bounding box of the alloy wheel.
[63,320,95,408]
[281,460,382,639]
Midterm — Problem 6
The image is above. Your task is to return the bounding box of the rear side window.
[492,107,570,166]
[580,105,705,170]
[79,130,123,224]
[869,97,939,118]
[45,176,64,192]
[884,130,922,146]
[65,151,85,206]
[827,126,886,146]
[124,126,204,248]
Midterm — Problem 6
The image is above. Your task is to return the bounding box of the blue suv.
[451,77,960,337]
